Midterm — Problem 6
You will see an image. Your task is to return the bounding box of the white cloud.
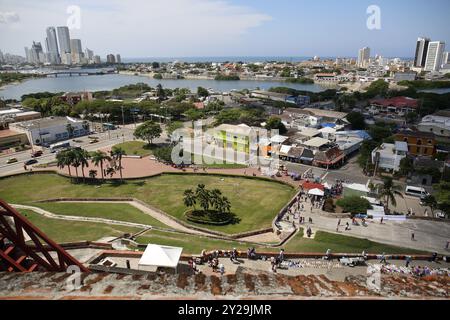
[0,0,272,57]
[0,11,20,24]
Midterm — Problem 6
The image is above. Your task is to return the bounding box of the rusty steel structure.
[0,199,88,272]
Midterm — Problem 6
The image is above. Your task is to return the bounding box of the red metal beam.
[0,199,89,272]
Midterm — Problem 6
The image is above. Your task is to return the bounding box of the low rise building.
[250,90,310,106]
[369,97,419,115]
[395,130,436,156]
[0,129,29,150]
[418,111,450,142]
[9,116,89,146]
[371,141,408,173]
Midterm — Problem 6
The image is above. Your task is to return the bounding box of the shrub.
[336,196,372,214]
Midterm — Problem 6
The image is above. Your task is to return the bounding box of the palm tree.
[91,151,110,182]
[210,189,223,212]
[76,149,90,183]
[376,177,404,212]
[195,184,210,212]
[183,189,197,211]
[56,150,73,182]
[111,147,125,182]
[220,196,231,214]
[71,149,81,182]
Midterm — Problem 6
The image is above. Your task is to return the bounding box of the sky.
[0,0,449,59]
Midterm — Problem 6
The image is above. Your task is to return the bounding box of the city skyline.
[0,0,449,58]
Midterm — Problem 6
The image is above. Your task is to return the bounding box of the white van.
[405,186,429,199]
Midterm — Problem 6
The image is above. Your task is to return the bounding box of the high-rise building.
[442,52,450,66]
[93,55,101,64]
[116,54,121,64]
[106,54,116,64]
[424,41,446,71]
[29,41,44,64]
[414,37,430,68]
[357,47,370,68]
[57,26,71,57]
[24,47,31,63]
[70,39,83,64]
[85,48,94,62]
[0,50,3,63]
[45,27,60,64]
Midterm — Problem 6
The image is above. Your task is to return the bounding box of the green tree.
[346,112,366,130]
[167,121,184,138]
[398,157,414,177]
[183,189,197,210]
[336,196,372,214]
[91,151,110,182]
[134,121,162,145]
[111,147,126,182]
[376,177,404,211]
[56,149,74,182]
[265,116,287,134]
[197,87,209,98]
[195,184,211,212]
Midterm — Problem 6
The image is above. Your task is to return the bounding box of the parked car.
[25,159,38,166]
[6,158,18,164]
[31,150,43,158]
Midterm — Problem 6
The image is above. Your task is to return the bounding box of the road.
[0,125,136,176]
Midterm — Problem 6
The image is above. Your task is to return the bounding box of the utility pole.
[121,105,125,128]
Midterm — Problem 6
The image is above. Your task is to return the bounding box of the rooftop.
[11,116,83,130]
[303,137,330,148]
[370,96,419,109]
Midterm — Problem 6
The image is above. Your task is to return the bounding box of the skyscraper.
[414,37,430,68]
[116,54,121,64]
[357,47,370,68]
[57,26,71,55]
[106,54,116,64]
[442,52,449,66]
[70,39,83,64]
[45,27,60,64]
[424,41,446,71]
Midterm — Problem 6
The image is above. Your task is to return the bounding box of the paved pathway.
[281,197,450,255]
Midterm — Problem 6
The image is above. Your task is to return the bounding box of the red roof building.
[301,181,325,191]
[370,97,419,114]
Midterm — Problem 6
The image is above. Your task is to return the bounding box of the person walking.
[338,219,341,226]
[219,263,225,276]
[380,217,384,224]
[405,256,412,267]
[380,252,387,265]
[279,249,285,262]
[345,222,350,231]
[446,241,450,250]
[411,232,415,241]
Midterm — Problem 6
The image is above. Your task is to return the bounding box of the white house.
[10,116,89,145]
[371,141,408,172]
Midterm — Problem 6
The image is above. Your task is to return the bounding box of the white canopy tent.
[138,244,183,272]
[308,188,325,196]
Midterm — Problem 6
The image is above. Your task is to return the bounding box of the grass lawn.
[136,230,274,254]
[34,202,170,229]
[284,230,428,255]
[113,141,154,157]
[0,173,296,235]
[18,209,142,243]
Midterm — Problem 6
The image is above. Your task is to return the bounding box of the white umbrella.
[308,188,325,196]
